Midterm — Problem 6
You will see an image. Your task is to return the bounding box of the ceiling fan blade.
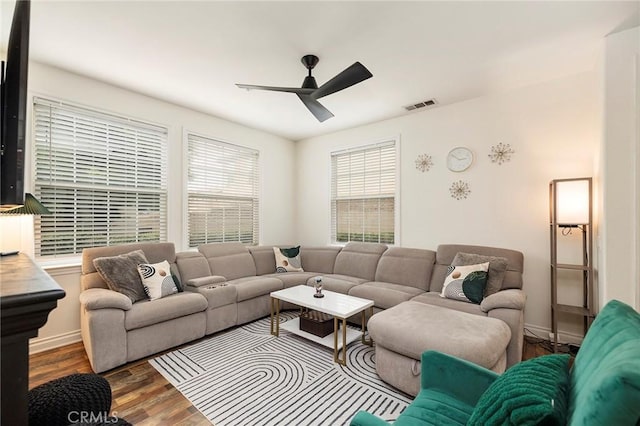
[312,62,373,99]
[297,94,334,122]
[236,84,314,95]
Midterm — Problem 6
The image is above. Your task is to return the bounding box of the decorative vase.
[313,276,324,298]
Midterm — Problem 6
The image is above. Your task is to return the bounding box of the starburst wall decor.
[450,180,471,200]
[488,142,515,165]
[415,154,433,172]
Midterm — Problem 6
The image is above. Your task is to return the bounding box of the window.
[331,139,397,244]
[186,133,259,247]
[33,98,168,257]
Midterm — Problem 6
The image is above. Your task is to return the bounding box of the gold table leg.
[361,307,373,346]
[270,297,274,334]
[333,316,348,366]
[342,317,347,365]
[270,297,280,336]
[333,317,339,363]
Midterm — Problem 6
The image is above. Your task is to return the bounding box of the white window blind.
[33,98,168,258]
[331,140,396,244]
[187,133,259,247]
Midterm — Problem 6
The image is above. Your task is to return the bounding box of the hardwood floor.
[29,341,210,425]
[29,335,554,425]
[522,335,555,359]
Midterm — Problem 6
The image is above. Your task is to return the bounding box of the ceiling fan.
[236,55,373,122]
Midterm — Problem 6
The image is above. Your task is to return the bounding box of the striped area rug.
[149,312,411,426]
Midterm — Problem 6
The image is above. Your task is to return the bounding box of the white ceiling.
[1,1,639,141]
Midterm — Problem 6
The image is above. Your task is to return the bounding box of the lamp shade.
[554,178,591,225]
[0,193,51,215]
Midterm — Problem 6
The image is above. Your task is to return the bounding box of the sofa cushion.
[137,260,179,301]
[368,301,510,369]
[175,251,212,284]
[430,244,523,293]
[299,246,342,274]
[197,284,237,309]
[248,246,277,275]
[79,288,133,311]
[226,276,284,302]
[333,242,387,281]
[307,274,366,294]
[374,247,436,291]
[186,275,226,288]
[265,272,317,288]
[441,262,489,304]
[468,354,570,426]
[452,252,508,296]
[348,282,424,309]
[412,292,486,316]
[273,246,304,272]
[198,242,257,280]
[124,292,208,330]
[93,250,149,303]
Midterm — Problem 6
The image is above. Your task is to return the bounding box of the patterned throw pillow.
[172,271,184,292]
[273,246,304,273]
[137,260,179,300]
[452,252,508,296]
[440,262,489,304]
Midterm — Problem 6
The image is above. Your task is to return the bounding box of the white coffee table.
[270,285,374,366]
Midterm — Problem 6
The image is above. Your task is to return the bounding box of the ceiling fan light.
[302,76,318,89]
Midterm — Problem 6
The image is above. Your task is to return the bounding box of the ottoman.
[368,301,511,396]
[28,373,132,426]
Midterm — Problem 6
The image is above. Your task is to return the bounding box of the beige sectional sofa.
[80,243,208,373]
[79,241,525,379]
[364,244,524,395]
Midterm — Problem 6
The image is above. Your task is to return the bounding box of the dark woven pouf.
[28,373,113,426]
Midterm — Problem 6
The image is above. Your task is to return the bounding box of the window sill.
[38,256,82,271]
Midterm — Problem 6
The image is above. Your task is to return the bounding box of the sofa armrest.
[421,350,498,407]
[186,275,227,288]
[480,289,526,313]
[79,288,132,311]
[349,411,391,426]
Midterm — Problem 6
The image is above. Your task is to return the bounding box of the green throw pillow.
[441,262,489,304]
[451,252,509,296]
[462,271,487,304]
[468,354,570,426]
[280,246,300,258]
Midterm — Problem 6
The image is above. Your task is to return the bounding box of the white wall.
[15,61,296,352]
[25,62,297,250]
[296,71,600,337]
[598,26,640,309]
[19,47,632,352]
[28,265,84,353]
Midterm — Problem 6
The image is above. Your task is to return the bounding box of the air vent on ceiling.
[404,99,437,111]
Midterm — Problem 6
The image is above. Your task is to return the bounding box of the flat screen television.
[1,0,30,209]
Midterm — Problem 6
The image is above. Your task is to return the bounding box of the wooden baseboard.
[524,323,583,345]
[29,330,82,354]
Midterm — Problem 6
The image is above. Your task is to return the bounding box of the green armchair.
[351,299,640,425]
[352,350,499,425]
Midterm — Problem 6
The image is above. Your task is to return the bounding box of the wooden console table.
[0,253,66,425]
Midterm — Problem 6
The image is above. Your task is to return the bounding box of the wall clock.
[447,147,474,172]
